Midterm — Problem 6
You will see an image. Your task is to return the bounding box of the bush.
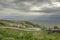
[54,26,59,29]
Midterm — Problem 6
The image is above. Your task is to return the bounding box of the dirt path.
[0,27,40,31]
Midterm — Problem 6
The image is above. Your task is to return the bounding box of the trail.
[0,27,40,31]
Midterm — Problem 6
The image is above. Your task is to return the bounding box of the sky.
[0,0,60,22]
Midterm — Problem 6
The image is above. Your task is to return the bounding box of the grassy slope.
[0,20,40,28]
[0,20,60,40]
[0,28,60,40]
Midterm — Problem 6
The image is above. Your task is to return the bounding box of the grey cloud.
[0,0,31,11]
[0,0,60,12]
[55,0,60,2]
[0,0,15,8]
[39,7,60,13]
[0,0,53,11]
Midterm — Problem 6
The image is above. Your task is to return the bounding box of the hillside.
[0,20,60,40]
[0,20,40,28]
[0,28,60,40]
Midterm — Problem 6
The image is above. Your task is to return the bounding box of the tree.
[54,26,59,29]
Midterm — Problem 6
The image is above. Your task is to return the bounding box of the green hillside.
[0,28,60,40]
[0,20,40,28]
[0,20,60,40]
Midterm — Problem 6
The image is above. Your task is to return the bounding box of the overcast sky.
[0,0,60,20]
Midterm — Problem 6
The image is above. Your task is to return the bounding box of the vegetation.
[0,20,40,28]
[0,28,60,40]
[0,20,60,40]
[53,26,59,29]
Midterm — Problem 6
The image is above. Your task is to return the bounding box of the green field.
[0,20,60,40]
[0,28,60,40]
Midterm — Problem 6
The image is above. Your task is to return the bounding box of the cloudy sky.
[0,0,60,21]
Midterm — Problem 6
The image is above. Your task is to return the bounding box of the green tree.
[54,26,59,29]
